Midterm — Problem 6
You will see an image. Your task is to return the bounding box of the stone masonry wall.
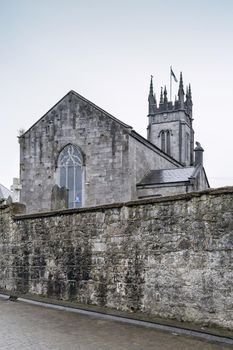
[19,91,133,213]
[0,188,233,329]
[149,110,193,166]
[128,134,179,200]
[19,91,181,214]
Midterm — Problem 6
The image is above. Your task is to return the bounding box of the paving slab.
[0,299,232,350]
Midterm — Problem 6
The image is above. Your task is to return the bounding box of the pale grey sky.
[1,0,233,188]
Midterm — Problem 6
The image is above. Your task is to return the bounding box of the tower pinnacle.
[178,72,185,108]
[159,87,164,106]
[148,75,156,114]
[185,83,193,117]
[188,83,192,101]
[149,75,154,96]
[147,70,194,166]
[164,86,168,108]
[164,86,168,103]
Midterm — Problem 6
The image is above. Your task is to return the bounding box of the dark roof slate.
[138,167,196,186]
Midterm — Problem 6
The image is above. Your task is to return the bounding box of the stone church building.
[19,73,209,213]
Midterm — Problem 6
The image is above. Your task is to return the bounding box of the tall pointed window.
[185,133,190,162]
[57,144,83,208]
[161,131,166,152]
[167,131,171,155]
[160,130,171,155]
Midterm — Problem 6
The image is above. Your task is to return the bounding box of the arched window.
[161,131,166,152]
[57,144,83,208]
[166,131,171,155]
[160,130,171,155]
[185,133,190,161]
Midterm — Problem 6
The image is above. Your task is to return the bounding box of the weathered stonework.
[147,74,195,166]
[0,188,232,329]
[19,91,180,213]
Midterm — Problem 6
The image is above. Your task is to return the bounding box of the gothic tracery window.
[57,144,83,208]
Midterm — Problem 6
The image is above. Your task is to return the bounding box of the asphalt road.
[0,299,232,350]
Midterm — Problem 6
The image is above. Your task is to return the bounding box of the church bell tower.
[147,73,194,166]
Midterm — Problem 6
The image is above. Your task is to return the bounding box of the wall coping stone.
[0,203,26,215]
[11,186,233,221]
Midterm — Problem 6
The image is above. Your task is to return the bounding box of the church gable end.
[19,91,133,213]
[19,74,209,214]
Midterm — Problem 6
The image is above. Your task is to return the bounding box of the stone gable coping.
[19,90,132,138]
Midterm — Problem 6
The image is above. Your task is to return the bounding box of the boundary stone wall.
[0,188,233,329]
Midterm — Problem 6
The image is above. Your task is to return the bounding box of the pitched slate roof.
[138,167,196,186]
[0,184,13,200]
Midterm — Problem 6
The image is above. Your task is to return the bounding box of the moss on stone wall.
[0,187,233,329]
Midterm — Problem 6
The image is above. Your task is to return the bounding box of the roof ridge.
[20,90,132,137]
[70,90,132,129]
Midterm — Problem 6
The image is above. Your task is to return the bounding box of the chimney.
[194,142,204,166]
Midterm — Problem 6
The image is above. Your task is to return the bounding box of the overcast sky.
[1,0,233,189]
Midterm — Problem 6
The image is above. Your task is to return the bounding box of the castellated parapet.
[147,73,194,166]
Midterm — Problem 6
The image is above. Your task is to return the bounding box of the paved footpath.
[0,299,232,350]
